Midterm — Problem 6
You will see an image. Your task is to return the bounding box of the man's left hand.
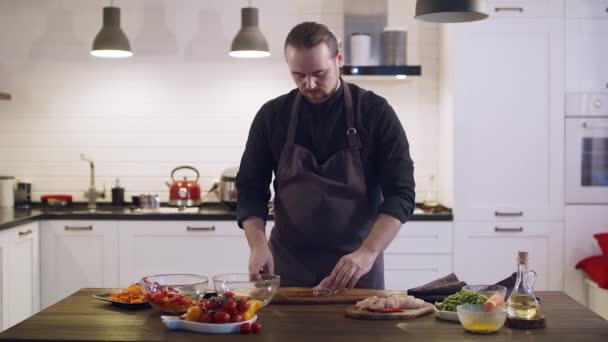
[324,248,379,292]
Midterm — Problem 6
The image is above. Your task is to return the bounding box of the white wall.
[0,0,441,203]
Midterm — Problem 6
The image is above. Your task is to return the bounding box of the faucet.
[80,153,105,209]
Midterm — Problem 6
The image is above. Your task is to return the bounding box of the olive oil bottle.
[506,251,540,319]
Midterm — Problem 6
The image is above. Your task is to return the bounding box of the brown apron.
[269,79,384,289]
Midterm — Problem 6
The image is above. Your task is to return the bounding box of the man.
[236,22,415,292]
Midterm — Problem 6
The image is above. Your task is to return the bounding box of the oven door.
[566,118,608,204]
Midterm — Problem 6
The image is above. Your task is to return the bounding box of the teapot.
[165,166,201,207]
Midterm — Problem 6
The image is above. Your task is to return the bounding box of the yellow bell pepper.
[242,299,263,320]
[184,305,202,322]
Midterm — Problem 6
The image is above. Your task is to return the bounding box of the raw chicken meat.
[355,295,426,311]
[312,277,338,296]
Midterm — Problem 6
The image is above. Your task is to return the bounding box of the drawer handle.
[18,229,32,237]
[495,211,523,217]
[187,226,216,232]
[495,227,524,233]
[65,225,93,231]
[494,7,524,12]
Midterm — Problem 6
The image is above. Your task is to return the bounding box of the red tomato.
[199,313,213,323]
[240,323,252,334]
[251,322,261,334]
[237,298,250,313]
[224,291,235,298]
[214,311,231,324]
[197,299,209,311]
[231,314,244,323]
[224,299,237,312]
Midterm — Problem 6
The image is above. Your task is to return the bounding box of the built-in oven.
[566,93,608,204]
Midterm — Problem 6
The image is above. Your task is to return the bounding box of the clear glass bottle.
[506,251,540,319]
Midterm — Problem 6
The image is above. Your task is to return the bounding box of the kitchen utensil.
[457,303,507,334]
[41,194,73,207]
[15,181,32,208]
[139,194,160,209]
[382,27,407,65]
[350,33,371,65]
[161,315,257,334]
[166,166,201,207]
[345,302,434,320]
[218,167,238,206]
[139,274,208,314]
[0,176,15,208]
[111,178,125,206]
[213,273,280,307]
[271,287,406,305]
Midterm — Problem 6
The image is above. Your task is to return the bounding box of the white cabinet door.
[40,221,119,309]
[453,221,564,291]
[0,222,39,332]
[566,0,608,18]
[566,18,608,93]
[449,18,564,221]
[384,222,453,290]
[118,221,248,287]
[486,0,564,17]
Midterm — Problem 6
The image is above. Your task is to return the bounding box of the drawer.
[384,255,452,291]
[486,0,564,17]
[385,222,453,255]
[566,0,608,18]
[118,220,243,236]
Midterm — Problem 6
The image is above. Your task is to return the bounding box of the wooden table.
[1,289,607,341]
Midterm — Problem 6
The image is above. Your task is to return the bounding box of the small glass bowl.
[139,274,208,314]
[463,285,507,299]
[457,303,507,334]
[212,273,281,306]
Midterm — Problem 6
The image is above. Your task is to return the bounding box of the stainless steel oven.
[566,93,608,204]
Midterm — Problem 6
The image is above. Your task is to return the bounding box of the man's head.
[284,22,343,104]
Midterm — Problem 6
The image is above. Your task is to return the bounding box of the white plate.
[161,315,257,334]
[434,306,460,322]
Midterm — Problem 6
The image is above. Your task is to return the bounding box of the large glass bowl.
[457,303,507,334]
[463,285,507,299]
[139,274,208,314]
[212,273,280,306]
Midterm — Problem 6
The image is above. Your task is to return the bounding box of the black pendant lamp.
[229,4,270,58]
[91,1,133,58]
[415,0,489,23]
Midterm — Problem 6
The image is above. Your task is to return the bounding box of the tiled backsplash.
[0,0,440,203]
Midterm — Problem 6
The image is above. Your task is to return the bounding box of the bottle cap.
[517,251,529,263]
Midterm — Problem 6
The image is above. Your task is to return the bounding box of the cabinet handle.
[18,229,32,237]
[582,122,608,130]
[495,227,524,233]
[494,7,524,12]
[495,211,523,217]
[187,226,215,232]
[65,225,93,231]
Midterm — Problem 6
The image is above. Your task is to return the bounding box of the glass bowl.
[139,274,208,314]
[463,285,507,299]
[212,273,281,306]
[457,304,507,334]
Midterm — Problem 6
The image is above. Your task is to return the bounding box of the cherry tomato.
[197,299,209,311]
[224,291,235,298]
[199,313,213,323]
[214,311,231,324]
[251,322,261,334]
[231,314,244,323]
[224,299,237,312]
[240,323,252,334]
[237,298,250,313]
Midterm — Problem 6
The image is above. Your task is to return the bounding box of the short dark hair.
[284,22,340,57]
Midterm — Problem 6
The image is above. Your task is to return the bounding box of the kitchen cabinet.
[566,0,608,18]
[0,222,39,332]
[384,222,453,290]
[118,221,250,287]
[566,16,608,93]
[453,221,564,291]
[443,17,564,221]
[486,0,564,18]
[40,220,119,309]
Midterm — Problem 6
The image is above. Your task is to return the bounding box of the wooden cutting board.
[271,287,407,305]
[345,303,435,320]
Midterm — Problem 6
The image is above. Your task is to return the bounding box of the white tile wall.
[0,0,440,203]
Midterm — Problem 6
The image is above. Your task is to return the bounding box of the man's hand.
[324,248,378,291]
[249,243,274,275]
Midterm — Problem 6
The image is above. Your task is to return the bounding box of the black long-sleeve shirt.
[236,81,415,228]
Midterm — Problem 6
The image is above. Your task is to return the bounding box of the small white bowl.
[161,315,257,334]
[434,305,460,322]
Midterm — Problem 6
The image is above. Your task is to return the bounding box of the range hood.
[341,65,422,80]
[0,92,11,101]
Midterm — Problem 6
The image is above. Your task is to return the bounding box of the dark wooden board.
[345,303,435,320]
[271,287,406,304]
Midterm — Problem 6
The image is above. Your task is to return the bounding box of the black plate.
[92,293,150,309]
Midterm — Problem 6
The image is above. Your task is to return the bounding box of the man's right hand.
[242,217,274,275]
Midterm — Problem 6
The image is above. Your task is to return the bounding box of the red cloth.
[594,233,608,256]
[576,255,608,289]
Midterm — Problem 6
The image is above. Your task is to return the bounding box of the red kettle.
[166,166,201,207]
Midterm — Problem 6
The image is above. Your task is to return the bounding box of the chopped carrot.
[484,293,505,312]
[108,283,147,304]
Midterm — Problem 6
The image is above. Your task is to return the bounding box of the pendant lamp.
[415,0,489,23]
[229,5,270,58]
[91,1,133,58]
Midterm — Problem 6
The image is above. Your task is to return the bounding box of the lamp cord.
[110,0,114,7]
[249,0,252,7]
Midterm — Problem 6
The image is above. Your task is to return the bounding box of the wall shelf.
[341,65,421,80]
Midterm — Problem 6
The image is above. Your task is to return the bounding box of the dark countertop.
[1,289,607,342]
[0,203,453,231]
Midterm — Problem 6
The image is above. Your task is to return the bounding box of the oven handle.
[582,122,608,129]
